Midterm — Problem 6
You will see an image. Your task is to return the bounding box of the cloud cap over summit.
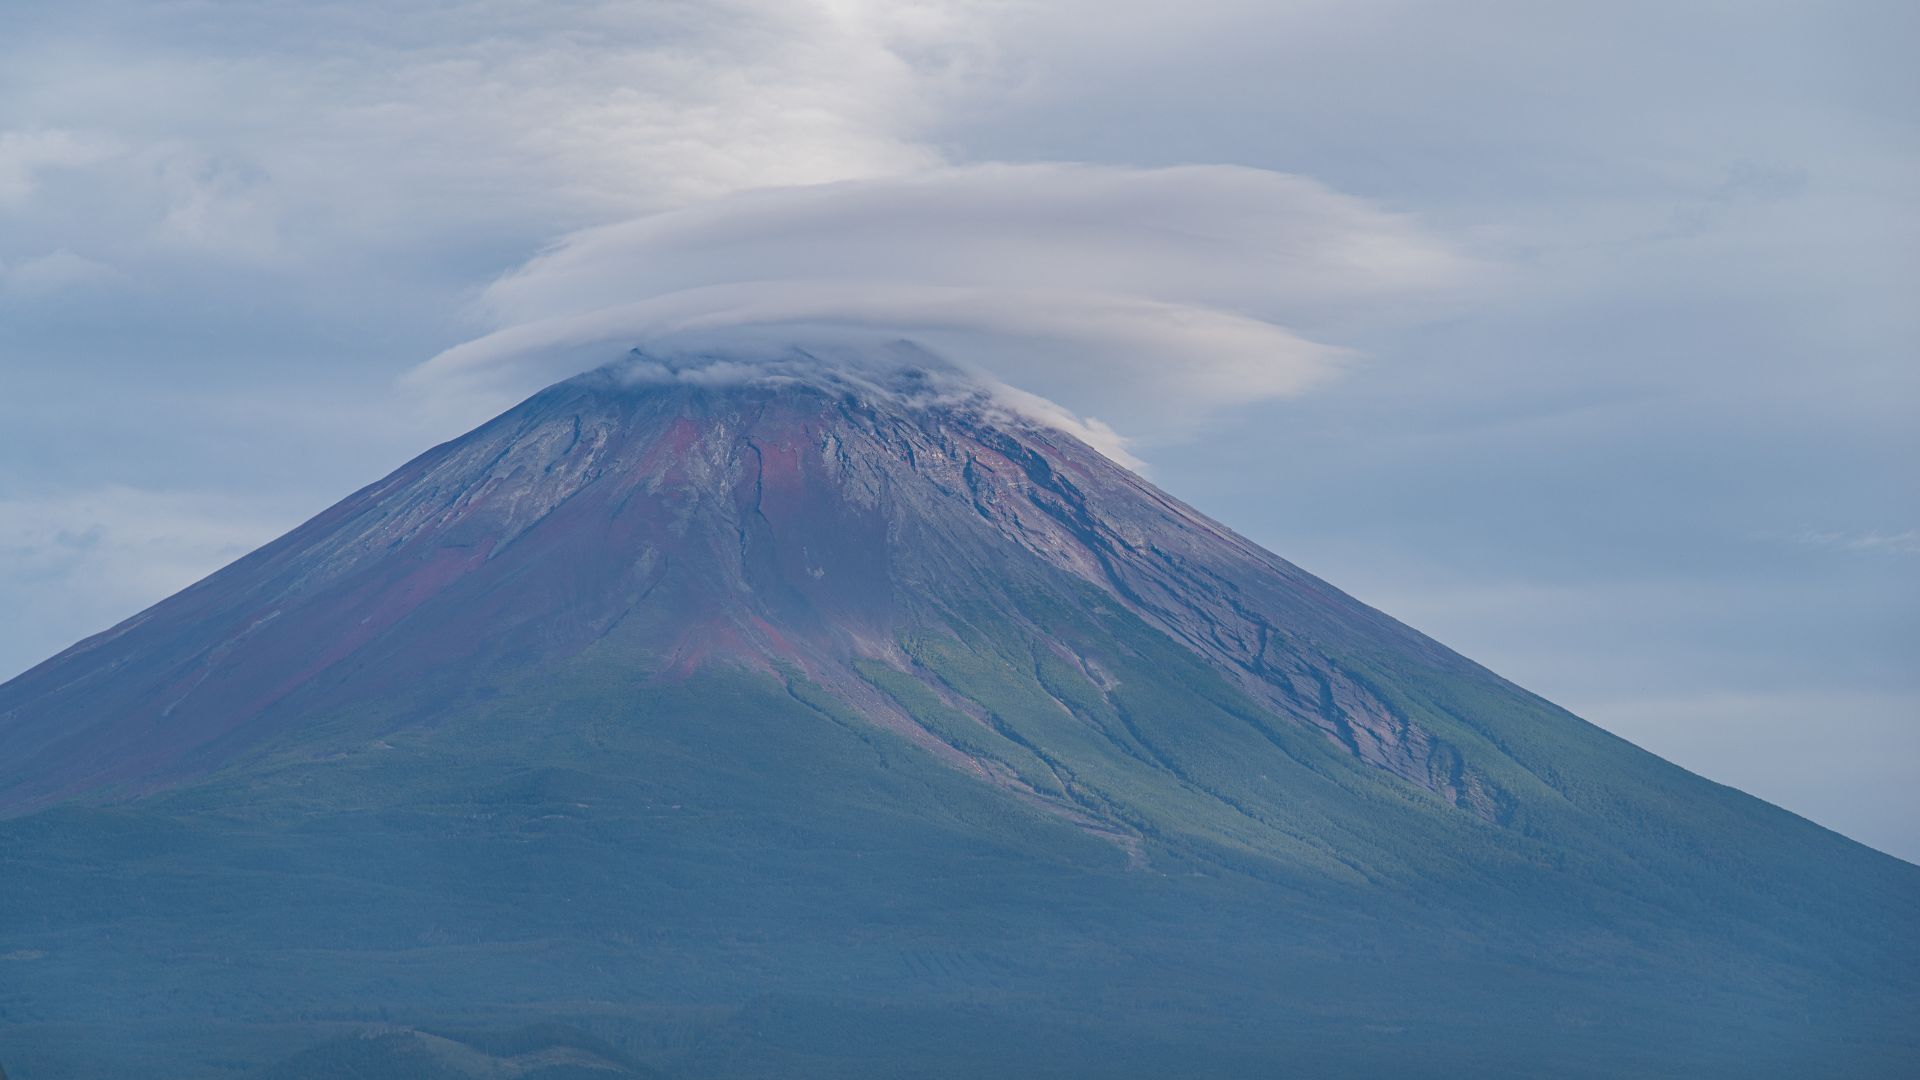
[413,164,1481,439]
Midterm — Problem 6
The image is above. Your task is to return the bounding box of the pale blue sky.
[1,1,1914,858]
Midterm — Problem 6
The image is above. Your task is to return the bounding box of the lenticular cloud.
[412,163,1482,439]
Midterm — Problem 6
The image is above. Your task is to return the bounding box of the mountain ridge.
[1,346,1914,1078]
[0,349,1490,825]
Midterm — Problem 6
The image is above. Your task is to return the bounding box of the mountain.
[1,348,1915,1079]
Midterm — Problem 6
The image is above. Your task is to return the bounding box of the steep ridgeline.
[1,351,1915,1079]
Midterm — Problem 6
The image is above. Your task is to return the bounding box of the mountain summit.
[2,348,1915,1078]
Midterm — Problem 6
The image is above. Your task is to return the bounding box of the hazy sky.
[1,1,1914,859]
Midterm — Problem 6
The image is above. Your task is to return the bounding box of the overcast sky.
[1,1,1914,859]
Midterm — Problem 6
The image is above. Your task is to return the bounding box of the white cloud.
[0,1,982,267]
[476,164,1471,324]
[0,486,298,679]
[1791,529,1920,556]
[0,248,122,297]
[0,128,115,206]
[411,163,1477,440]
[0,486,278,591]
[4,9,1489,452]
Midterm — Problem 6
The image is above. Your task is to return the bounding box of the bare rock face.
[0,351,1503,830]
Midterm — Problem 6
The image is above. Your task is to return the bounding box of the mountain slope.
[1,350,1914,1079]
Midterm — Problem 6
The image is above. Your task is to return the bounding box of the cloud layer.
[413,163,1479,439]
[0,486,290,676]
